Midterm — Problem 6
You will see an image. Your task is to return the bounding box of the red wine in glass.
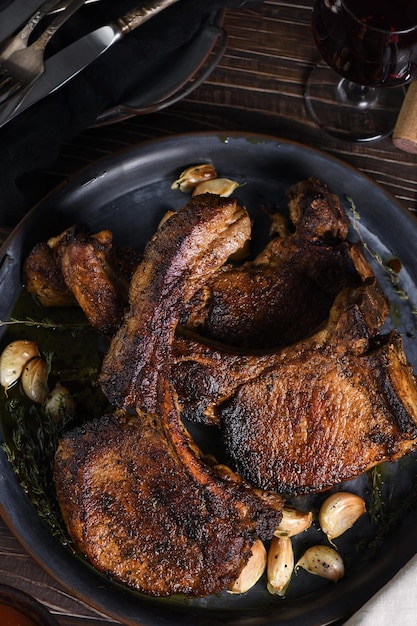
[305,0,417,141]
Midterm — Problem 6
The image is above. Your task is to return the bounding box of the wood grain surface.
[0,1,416,624]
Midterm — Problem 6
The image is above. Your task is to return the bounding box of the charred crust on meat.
[49,180,417,595]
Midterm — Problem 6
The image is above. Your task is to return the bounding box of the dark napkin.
[0,0,261,226]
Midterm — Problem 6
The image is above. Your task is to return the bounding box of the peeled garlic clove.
[319,492,366,542]
[171,164,217,192]
[228,539,267,594]
[267,536,294,596]
[21,357,49,404]
[296,545,344,582]
[0,340,40,391]
[274,505,313,538]
[45,383,75,419]
[192,178,240,197]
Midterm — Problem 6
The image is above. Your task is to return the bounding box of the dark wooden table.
[1,1,417,624]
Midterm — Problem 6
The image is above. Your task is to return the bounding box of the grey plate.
[93,11,226,126]
[1,132,417,626]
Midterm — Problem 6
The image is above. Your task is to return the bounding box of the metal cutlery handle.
[10,0,67,49]
[116,0,181,36]
[33,0,87,50]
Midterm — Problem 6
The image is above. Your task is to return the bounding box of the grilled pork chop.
[55,388,283,597]
[182,178,365,348]
[100,193,251,410]
[48,177,417,509]
[24,179,366,350]
[172,281,417,494]
[221,327,417,495]
[173,240,383,426]
[55,193,284,597]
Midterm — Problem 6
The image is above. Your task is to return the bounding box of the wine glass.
[305,0,417,141]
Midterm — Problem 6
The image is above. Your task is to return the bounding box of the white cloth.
[344,553,417,625]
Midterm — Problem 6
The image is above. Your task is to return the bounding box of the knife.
[0,0,180,128]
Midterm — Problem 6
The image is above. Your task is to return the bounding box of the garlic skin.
[228,539,267,594]
[274,506,313,538]
[171,164,217,192]
[267,536,294,596]
[296,545,344,582]
[0,340,40,391]
[192,178,240,197]
[21,357,49,404]
[319,492,366,543]
[45,383,75,419]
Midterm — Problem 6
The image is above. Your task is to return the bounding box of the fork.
[0,0,66,62]
[48,0,103,13]
[0,0,87,105]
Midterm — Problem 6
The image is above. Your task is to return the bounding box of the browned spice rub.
[55,193,284,597]
[50,180,417,595]
[55,388,283,597]
[181,178,365,349]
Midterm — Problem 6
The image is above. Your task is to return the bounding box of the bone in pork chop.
[55,388,283,597]
[181,178,364,348]
[173,239,383,426]
[24,179,367,349]
[55,194,284,597]
[172,280,417,494]
[100,193,252,410]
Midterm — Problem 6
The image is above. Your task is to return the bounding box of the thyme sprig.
[347,196,417,319]
[1,396,73,544]
[357,464,417,559]
[0,316,91,335]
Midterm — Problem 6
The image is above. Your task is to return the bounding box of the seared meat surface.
[23,242,77,307]
[24,179,366,349]
[182,179,364,348]
[57,227,130,336]
[55,193,284,597]
[50,178,417,595]
[172,240,382,427]
[55,389,283,597]
[100,193,251,410]
[220,326,417,495]
[23,224,141,335]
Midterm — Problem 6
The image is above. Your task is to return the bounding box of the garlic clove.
[21,357,49,404]
[192,178,240,197]
[0,340,40,391]
[319,492,366,543]
[274,505,313,538]
[296,545,344,582]
[267,536,294,596]
[228,539,267,594]
[45,383,75,419]
[171,164,217,192]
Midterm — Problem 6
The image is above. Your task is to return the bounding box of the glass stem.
[336,78,378,109]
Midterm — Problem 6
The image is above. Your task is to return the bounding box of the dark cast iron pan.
[1,132,417,626]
